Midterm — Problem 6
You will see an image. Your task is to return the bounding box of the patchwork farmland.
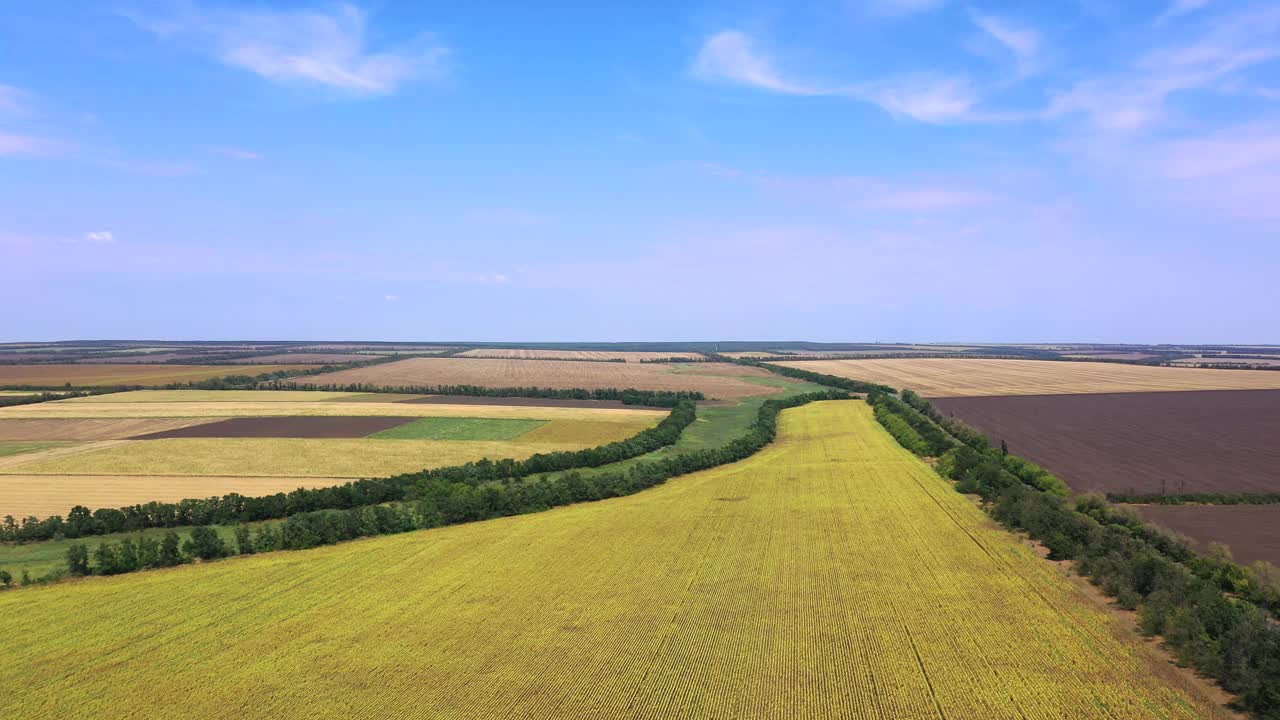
[0,402,1227,719]
[779,358,1280,397]
[299,357,781,399]
[0,364,310,387]
[0,390,661,519]
[457,349,704,362]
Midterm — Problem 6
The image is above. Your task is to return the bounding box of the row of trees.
[1,400,697,543]
[0,390,97,408]
[1106,492,1280,505]
[49,390,848,583]
[268,381,702,407]
[863,386,1280,717]
[707,355,897,394]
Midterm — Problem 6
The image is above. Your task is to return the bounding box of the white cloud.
[691,31,981,123]
[1157,123,1280,180]
[1157,0,1212,24]
[691,31,817,95]
[0,85,24,114]
[210,146,262,160]
[128,3,448,96]
[970,12,1042,76]
[1047,6,1280,131]
[84,231,116,244]
[865,0,948,17]
[383,293,399,302]
[860,75,979,123]
[0,130,59,156]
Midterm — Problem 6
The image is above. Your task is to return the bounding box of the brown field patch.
[458,349,703,362]
[780,358,1280,397]
[299,357,778,399]
[0,418,223,441]
[0,364,310,387]
[1130,504,1280,568]
[132,416,417,439]
[0,475,350,519]
[931,390,1280,495]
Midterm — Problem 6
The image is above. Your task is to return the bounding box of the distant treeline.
[1,400,697,544]
[43,390,848,582]
[1108,492,1280,506]
[860,387,1280,718]
[268,381,702,407]
[708,354,896,394]
[0,390,101,408]
[448,355,628,363]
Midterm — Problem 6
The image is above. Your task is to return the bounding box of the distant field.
[368,416,547,440]
[0,418,226,441]
[300,357,780,399]
[0,390,662,517]
[60,390,365,403]
[931,390,1280,495]
[0,475,350,520]
[1131,505,1280,568]
[0,401,1223,719]
[0,365,310,388]
[227,353,372,364]
[1172,356,1280,367]
[0,441,72,458]
[780,357,1280,397]
[458,349,703,362]
[5,437,594,478]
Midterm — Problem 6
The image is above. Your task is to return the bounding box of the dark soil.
[131,416,418,439]
[932,389,1280,495]
[1130,504,1280,567]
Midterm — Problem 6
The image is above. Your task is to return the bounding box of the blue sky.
[2,0,1277,343]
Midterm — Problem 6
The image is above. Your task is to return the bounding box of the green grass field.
[0,442,74,459]
[369,416,547,440]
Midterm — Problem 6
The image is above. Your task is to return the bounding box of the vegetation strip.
[0,400,698,544]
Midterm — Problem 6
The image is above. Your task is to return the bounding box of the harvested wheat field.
[0,402,1228,719]
[300,357,778,399]
[458,349,704,362]
[0,364,309,388]
[0,475,350,520]
[778,358,1280,397]
[226,353,373,364]
[0,418,224,441]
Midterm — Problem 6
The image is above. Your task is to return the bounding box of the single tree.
[0,569,12,588]
[66,543,91,576]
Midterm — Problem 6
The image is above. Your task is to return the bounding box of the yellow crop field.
[779,357,1280,397]
[0,364,310,387]
[0,399,667,422]
[0,475,351,520]
[60,390,367,403]
[0,402,1224,719]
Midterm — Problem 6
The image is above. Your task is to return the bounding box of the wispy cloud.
[691,30,981,123]
[84,231,116,244]
[0,85,25,114]
[696,162,998,213]
[691,31,817,95]
[1157,0,1213,24]
[1047,5,1280,131]
[210,146,262,160]
[0,130,60,157]
[865,0,948,18]
[969,12,1042,76]
[128,3,448,96]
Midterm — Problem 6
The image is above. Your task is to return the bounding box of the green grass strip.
[370,417,547,441]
